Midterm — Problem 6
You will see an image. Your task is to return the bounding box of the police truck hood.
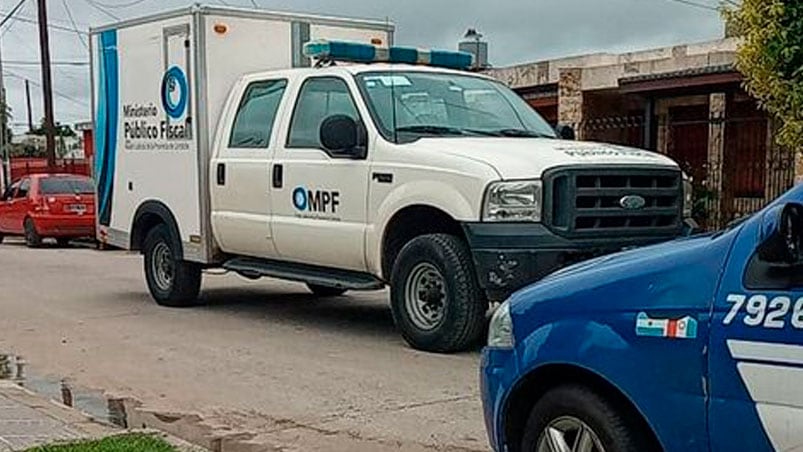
[412,138,678,178]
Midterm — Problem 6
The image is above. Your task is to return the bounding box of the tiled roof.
[619,64,738,84]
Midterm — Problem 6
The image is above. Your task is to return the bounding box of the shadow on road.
[107,285,403,343]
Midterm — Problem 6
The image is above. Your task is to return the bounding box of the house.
[486,37,796,229]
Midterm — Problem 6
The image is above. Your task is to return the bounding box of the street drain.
[0,353,129,428]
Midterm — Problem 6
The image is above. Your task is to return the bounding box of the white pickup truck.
[91,5,692,352]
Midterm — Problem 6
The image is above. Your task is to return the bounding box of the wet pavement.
[0,239,488,451]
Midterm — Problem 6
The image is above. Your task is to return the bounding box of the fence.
[9,157,92,182]
[569,114,794,230]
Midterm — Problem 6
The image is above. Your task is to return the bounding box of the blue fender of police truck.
[483,183,803,452]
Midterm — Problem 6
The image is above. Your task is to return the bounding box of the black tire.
[24,218,42,248]
[56,238,71,247]
[390,233,487,353]
[0,233,4,244]
[521,385,653,452]
[307,284,347,297]
[143,224,202,307]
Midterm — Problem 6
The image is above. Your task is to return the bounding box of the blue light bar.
[303,40,474,70]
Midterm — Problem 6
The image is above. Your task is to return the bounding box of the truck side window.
[287,77,360,150]
[229,79,288,149]
[15,179,30,198]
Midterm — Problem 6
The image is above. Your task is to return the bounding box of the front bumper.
[31,214,96,238]
[463,222,682,301]
[481,347,518,452]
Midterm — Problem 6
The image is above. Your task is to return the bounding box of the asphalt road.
[0,238,488,451]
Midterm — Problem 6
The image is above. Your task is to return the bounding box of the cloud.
[1,0,723,132]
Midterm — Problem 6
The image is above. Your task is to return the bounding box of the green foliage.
[30,118,76,138]
[25,434,176,452]
[724,0,803,151]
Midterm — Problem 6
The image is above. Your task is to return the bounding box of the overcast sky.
[0,0,724,133]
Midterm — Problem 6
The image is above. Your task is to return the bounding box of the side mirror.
[758,203,803,265]
[555,124,576,140]
[320,115,367,159]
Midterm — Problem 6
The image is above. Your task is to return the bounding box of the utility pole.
[25,79,32,132]
[36,0,56,168]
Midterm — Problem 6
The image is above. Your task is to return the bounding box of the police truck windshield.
[356,72,557,143]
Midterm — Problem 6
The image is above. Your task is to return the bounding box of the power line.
[61,0,88,51]
[662,0,720,11]
[6,71,88,107]
[0,0,28,28]
[83,0,120,20]
[1,14,90,36]
[249,0,258,8]
[4,60,88,66]
[85,0,149,8]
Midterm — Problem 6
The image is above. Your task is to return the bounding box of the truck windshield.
[356,71,557,143]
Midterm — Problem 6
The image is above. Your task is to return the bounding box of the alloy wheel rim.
[403,262,447,330]
[536,416,606,452]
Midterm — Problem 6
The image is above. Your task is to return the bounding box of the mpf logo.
[161,66,188,119]
[293,186,340,214]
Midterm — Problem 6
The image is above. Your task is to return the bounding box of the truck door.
[709,208,803,450]
[270,76,369,271]
[210,79,289,258]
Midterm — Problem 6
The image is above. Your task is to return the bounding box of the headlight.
[483,180,542,222]
[683,176,693,218]
[487,300,514,348]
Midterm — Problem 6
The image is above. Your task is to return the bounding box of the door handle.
[372,172,393,184]
[272,164,283,189]
[216,163,226,186]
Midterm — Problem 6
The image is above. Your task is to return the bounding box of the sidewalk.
[0,380,115,451]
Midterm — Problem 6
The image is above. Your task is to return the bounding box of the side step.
[222,257,385,291]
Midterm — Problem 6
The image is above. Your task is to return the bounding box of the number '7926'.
[723,293,803,329]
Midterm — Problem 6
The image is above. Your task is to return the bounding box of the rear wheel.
[56,238,71,247]
[521,385,652,452]
[390,233,487,353]
[0,233,4,244]
[143,224,202,307]
[307,284,347,297]
[24,218,42,248]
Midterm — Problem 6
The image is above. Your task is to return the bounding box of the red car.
[0,174,96,247]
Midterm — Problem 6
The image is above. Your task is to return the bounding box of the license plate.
[67,204,86,213]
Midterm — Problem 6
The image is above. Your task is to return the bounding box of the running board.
[222,257,385,290]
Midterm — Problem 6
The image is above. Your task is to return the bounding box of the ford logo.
[619,195,646,210]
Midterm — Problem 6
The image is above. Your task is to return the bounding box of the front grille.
[545,167,683,237]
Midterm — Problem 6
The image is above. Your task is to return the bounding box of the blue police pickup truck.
[481,184,803,452]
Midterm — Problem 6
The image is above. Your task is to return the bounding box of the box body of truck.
[90,5,394,262]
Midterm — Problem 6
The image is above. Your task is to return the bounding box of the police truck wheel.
[24,219,42,248]
[143,224,202,307]
[390,233,487,353]
[521,385,651,452]
[307,284,347,297]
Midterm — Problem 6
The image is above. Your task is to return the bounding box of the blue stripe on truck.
[96,30,118,227]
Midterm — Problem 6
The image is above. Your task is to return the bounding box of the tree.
[30,118,76,138]
[724,0,803,151]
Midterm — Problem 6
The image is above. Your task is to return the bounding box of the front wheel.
[24,218,42,248]
[521,385,653,452]
[143,224,202,307]
[390,233,487,353]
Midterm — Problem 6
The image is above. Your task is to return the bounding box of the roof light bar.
[303,40,474,70]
